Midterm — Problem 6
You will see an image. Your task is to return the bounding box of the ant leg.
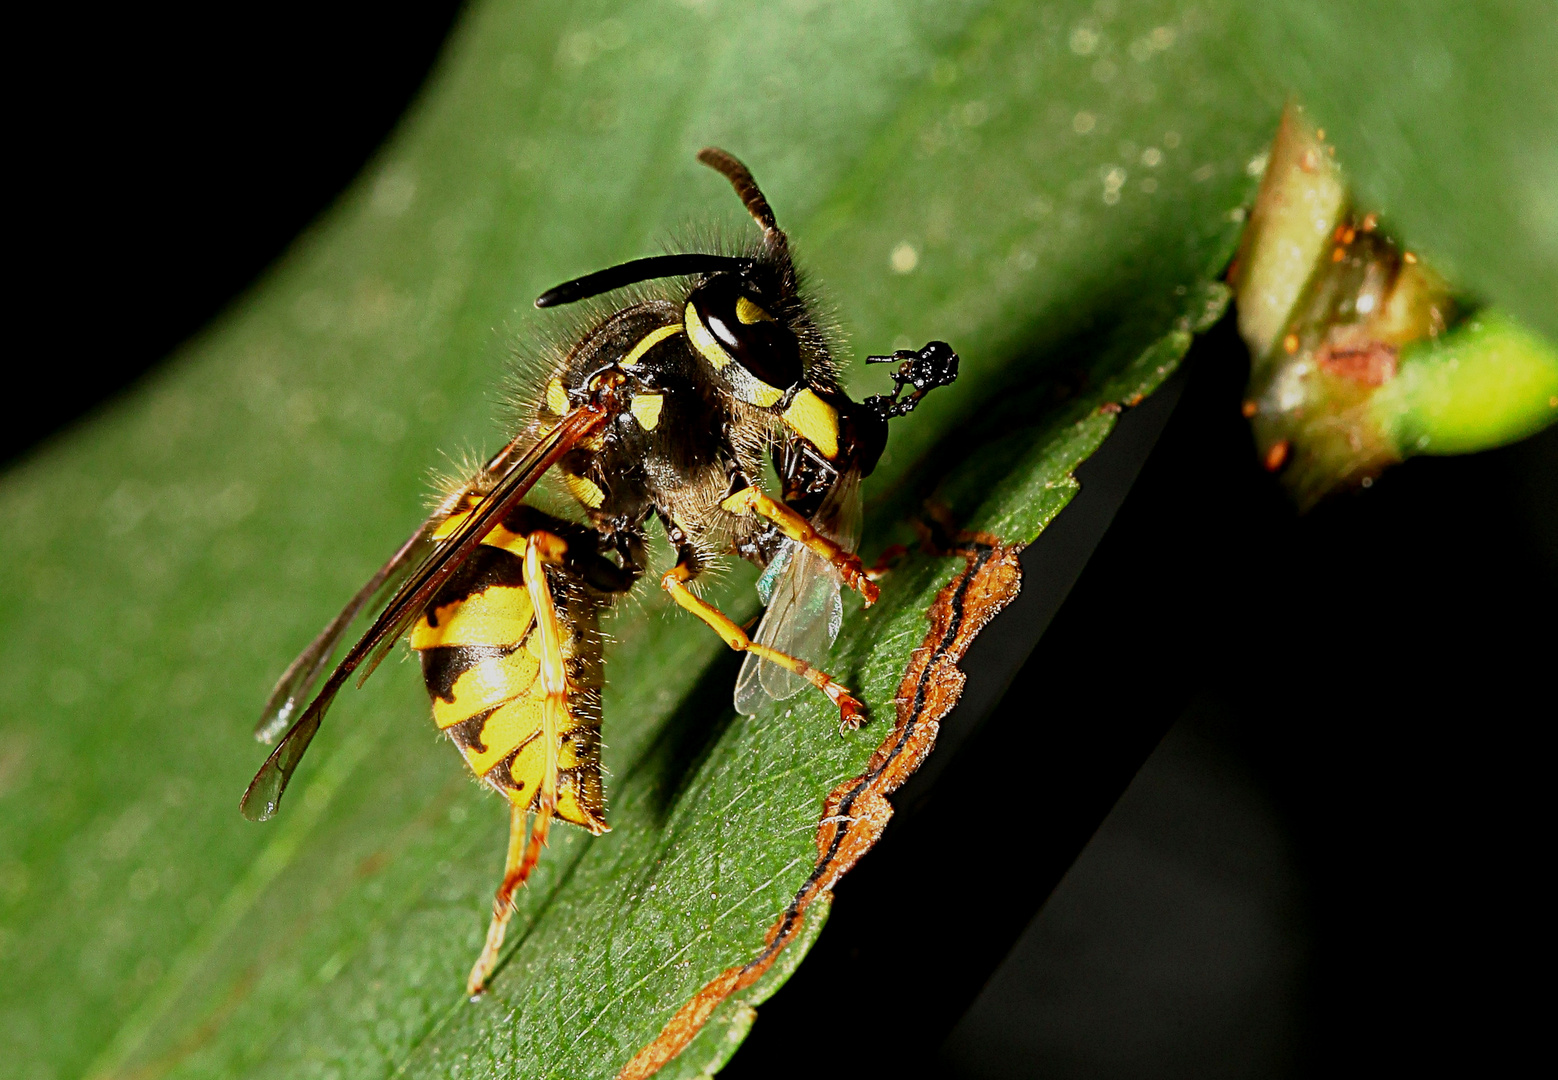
[719,487,879,605]
[661,561,867,731]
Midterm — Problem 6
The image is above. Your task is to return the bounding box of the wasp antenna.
[535,253,750,308]
[697,147,788,257]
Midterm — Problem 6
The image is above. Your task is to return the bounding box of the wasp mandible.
[242,148,958,995]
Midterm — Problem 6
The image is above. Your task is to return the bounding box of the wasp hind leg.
[466,531,571,998]
[661,560,866,732]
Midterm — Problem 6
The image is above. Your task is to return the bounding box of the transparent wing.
[734,470,862,715]
[738,542,840,708]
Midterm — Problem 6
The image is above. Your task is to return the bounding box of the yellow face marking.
[686,302,786,406]
[736,296,775,324]
[743,377,784,408]
[684,302,731,369]
[545,377,569,415]
[620,323,683,367]
[411,585,535,650]
[563,472,606,509]
[630,393,664,430]
[781,388,840,459]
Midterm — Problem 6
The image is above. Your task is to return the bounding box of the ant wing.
[733,470,862,716]
[240,406,610,822]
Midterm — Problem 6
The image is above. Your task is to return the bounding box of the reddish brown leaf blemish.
[618,539,1025,1080]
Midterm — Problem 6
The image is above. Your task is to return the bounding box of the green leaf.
[7,0,1542,1077]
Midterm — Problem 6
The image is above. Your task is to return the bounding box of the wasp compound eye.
[686,274,803,397]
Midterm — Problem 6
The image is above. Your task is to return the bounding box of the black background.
[17,8,1551,1076]
[11,2,465,467]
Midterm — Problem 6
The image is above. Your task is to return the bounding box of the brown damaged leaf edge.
[619,536,1024,1080]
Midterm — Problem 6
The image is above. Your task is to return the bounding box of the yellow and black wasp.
[242,148,958,995]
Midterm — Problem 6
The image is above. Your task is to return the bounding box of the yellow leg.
[720,486,879,605]
[465,531,571,998]
[661,562,866,730]
[466,801,531,997]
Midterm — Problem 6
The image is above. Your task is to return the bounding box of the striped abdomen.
[409,513,607,833]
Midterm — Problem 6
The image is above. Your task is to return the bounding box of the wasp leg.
[661,561,867,731]
[466,531,571,998]
[467,801,531,997]
[719,486,880,605]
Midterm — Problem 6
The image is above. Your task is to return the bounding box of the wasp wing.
[253,525,433,745]
[733,469,862,715]
[251,429,545,745]
[733,543,839,712]
[240,406,610,822]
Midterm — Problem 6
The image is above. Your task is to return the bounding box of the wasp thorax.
[684,273,803,407]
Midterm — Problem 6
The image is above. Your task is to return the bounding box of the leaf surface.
[1,1,1543,1078]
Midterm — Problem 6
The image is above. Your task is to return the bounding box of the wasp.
[242,148,958,995]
